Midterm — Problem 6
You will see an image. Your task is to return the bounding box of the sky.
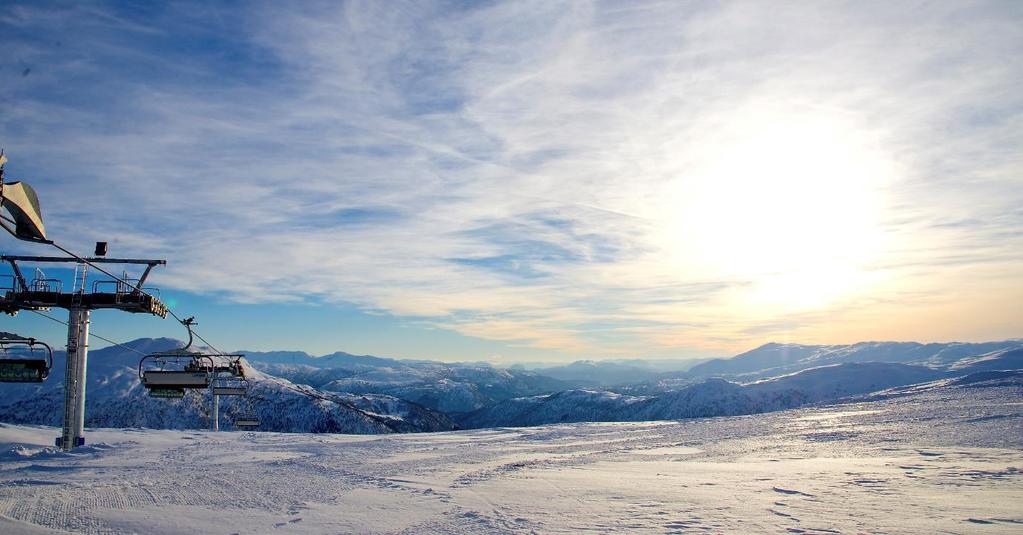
[0,1,1021,363]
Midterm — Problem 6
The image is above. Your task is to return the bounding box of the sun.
[662,107,896,312]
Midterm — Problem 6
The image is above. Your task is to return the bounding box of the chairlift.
[212,375,247,396]
[211,355,245,378]
[233,391,261,429]
[139,352,214,397]
[137,318,245,398]
[234,417,260,429]
[0,332,53,383]
[149,387,185,399]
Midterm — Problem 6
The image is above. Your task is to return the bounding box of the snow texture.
[0,371,1020,533]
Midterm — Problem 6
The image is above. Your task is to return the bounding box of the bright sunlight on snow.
[1,373,1020,534]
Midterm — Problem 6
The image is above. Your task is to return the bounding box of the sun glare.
[664,109,896,312]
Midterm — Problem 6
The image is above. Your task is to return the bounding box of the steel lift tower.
[1,253,169,449]
[1,152,169,450]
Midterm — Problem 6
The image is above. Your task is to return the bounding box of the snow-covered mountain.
[4,337,1021,435]
[460,362,948,428]
[0,339,455,434]
[741,361,946,403]
[242,349,427,370]
[522,360,665,387]
[246,355,572,414]
[947,347,1023,374]
[459,389,650,428]
[686,340,1023,379]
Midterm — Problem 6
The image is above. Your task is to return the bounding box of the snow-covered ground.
[1,375,1020,534]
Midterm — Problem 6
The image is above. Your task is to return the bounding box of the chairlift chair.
[212,375,247,396]
[210,355,245,378]
[139,353,214,398]
[233,391,261,429]
[0,332,53,383]
[234,417,260,429]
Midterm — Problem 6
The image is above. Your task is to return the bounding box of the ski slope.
[0,375,1020,534]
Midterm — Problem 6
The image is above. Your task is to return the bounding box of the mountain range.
[0,338,456,434]
[1,338,1020,434]
[685,340,1022,379]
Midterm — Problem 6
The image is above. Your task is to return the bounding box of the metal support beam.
[0,255,166,266]
[212,391,220,432]
[59,307,90,451]
[5,258,27,292]
[135,263,157,291]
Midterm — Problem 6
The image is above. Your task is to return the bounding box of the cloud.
[1,1,1021,356]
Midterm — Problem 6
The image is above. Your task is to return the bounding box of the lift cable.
[44,240,227,354]
[29,288,379,428]
[26,309,149,357]
[34,240,368,417]
[186,328,226,356]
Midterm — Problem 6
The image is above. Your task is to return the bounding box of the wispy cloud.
[1,1,1020,357]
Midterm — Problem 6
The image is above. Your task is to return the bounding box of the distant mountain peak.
[689,340,1023,379]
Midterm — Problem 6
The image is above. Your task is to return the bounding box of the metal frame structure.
[212,376,248,397]
[139,353,216,398]
[212,361,248,431]
[0,332,53,383]
[2,153,262,439]
[0,255,167,317]
[232,376,261,430]
[234,414,261,429]
[138,319,248,432]
[0,254,168,450]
